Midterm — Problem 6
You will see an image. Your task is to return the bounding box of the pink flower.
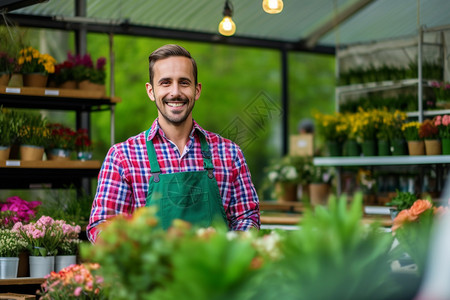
[74,286,83,297]
[435,115,442,126]
[443,115,450,126]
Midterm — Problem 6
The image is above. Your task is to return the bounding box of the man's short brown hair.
[148,44,198,85]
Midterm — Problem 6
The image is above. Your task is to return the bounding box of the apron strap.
[197,132,215,179]
[145,128,215,180]
[145,129,161,183]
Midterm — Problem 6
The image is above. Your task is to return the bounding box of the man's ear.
[145,82,155,102]
[195,82,202,101]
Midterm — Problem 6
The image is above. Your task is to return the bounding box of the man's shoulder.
[110,131,147,154]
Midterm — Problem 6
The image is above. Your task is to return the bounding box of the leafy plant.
[0,108,19,146]
[17,111,50,147]
[385,190,417,211]
[251,193,397,300]
[0,52,15,74]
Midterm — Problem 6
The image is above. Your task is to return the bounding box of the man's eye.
[160,81,170,86]
[180,81,190,86]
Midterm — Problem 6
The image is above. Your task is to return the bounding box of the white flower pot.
[0,257,19,279]
[29,255,54,278]
[55,255,77,272]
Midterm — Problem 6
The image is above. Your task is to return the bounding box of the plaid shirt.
[87,119,260,242]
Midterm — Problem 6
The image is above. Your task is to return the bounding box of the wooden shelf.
[314,155,450,166]
[0,160,101,169]
[0,278,44,286]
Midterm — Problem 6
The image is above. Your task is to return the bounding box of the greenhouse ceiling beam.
[0,0,47,12]
[304,0,376,48]
[5,13,335,55]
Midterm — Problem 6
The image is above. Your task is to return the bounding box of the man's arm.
[227,147,260,230]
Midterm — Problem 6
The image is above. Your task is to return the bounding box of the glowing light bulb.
[262,0,283,14]
[218,16,236,36]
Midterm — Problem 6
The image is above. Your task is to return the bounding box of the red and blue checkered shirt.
[87,119,260,242]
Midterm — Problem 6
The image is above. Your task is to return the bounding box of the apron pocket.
[161,192,211,229]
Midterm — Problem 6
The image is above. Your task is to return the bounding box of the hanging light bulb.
[218,0,236,36]
[262,0,283,14]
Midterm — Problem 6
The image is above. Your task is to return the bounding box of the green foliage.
[386,190,417,210]
[0,108,19,146]
[17,110,50,147]
[251,193,397,300]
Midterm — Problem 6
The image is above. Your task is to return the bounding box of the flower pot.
[442,138,450,155]
[361,140,377,156]
[77,151,93,161]
[78,80,105,96]
[424,139,441,155]
[0,146,10,160]
[20,145,45,161]
[407,140,425,156]
[344,140,360,156]
[8,73,23,87]
[55,255,77,272]
[29,255,54,278]
[58,80,77,89]
[48,148,72,161]
[0,73,10,86]
[23,73,48,88]
[377,140,390,156]
[274,182,297,202]
[391,138,407,155]
[309,183,330,206]
[0,257,19,279]
[326,140,342,156]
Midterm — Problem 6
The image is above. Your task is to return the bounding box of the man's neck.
[159,118,193,153]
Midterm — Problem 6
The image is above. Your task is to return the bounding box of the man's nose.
[169,83,181,98]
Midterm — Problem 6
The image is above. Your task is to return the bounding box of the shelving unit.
[0,86,119,192]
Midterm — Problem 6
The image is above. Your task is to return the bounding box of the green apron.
[145,129,228,230]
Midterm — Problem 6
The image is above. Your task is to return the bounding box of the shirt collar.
[147,118,208,141]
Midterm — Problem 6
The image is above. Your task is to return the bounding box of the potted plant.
[46,123,77,160]
[17,111,50,161]
[0,108,19,160]
[385,190,417,218]
[38,263,105,299]
[306,163,334,206]
[12,215,64,278]
[54,220,81,272]
[434,115,450,154]
[0,229,27,278]
[402,121,424,155]
[419,119,440,155]
[73,53,107,95]
[0,196,41,228]
[52,57,77,89]
[314,112,346,156]
[75,128,93,160]
[263,156,308,202]
[17,46,56,87]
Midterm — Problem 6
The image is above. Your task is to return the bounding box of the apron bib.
[145,129,228,230]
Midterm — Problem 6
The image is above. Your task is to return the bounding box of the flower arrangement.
[75,128,93,152]
[353,108,384,142]
[0,52,15,74]
[72,53,107,84]
[419,119,439,140]
[0,229,27,257]
[47,123,77,150]
[376,110,407,141]
[304,162,333,184]
[56,221,81,256]
[17,46,56,75]
[391,199,448,274]
[53,59,76,86]
[38,263,105,300]
[401,121,422,141]
[434,115,450,139]
[17,111,50,147]
[265,156,311,184]
[12,215,64,256]
[0,196,41,229]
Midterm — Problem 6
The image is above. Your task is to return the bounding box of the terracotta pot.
[274,182,298,202]
[407,140,425,156]
[0,146,11,160]
[20,145,44,161]
[78,80,105,96]
[58,80,77,89]
[23,73,48,88]
[0,73,10,86]
[424,139,441,155]
[309,183,331,206]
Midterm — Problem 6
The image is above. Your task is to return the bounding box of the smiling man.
[87,44,260,243]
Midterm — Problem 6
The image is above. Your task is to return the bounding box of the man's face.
[146,56,201,126]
